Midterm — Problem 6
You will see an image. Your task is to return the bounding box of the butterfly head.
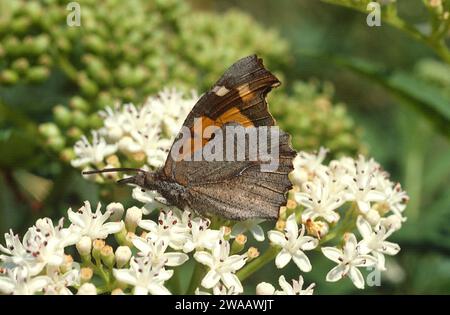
[82,168,158,190]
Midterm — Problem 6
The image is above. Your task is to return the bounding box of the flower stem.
[236,245,278,282]
[186,262,207,294]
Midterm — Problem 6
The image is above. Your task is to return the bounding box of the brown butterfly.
[84,55,296,220]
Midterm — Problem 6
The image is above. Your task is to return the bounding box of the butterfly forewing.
[160,55,295,220]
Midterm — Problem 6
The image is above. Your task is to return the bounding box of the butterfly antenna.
[81,168,144,175]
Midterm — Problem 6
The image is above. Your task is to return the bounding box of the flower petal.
[194,251,214,268]
[381,241,400,255]
[113,269,137,286]
[348,266,365,289]
[164,253,189,267]
[299,236,318,251]
[292,251,312,272]
[353,254,377,267]
[250,225,265,242]
[278,275,294,295]
[201,270,220,289]
[321,247,343,263]
[285,214,298,236]
[101,221,124,235]
[275,249,292,269]
[268,231,287,247]
[221,273,243,293]
[326,264,346,282]
[148,283,171,295]
[356,216,372,239]
[138,219,157,231]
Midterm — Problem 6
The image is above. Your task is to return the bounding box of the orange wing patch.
[177,108,254,160]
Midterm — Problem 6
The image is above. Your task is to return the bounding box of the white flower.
[195,283,240,295]
[99,105,126,141]
[268,214,318,272]
[115,246,132,268]
[275,275,315,295]
[139,209,190,250]
[376,179,409,221]
[212,283,239,295]
[0,267,51,295]
[290,147,329,186]
[343,156,385,213]
[295,177,345,223]
[125,206,143,232]
[132,187,168,215]
[132,236,188,267]
[68,201,124,240]
[256,282,276,295]
[1,218,79,276]
[71,131,117,168]
[95,88,197,169]
[0,230,44,276]
[183,218,222,253]
[194,240,247,293]
[321,233,377,289]
[380,214,403,232]
[356,216,400,271]
[77,282,97,295]
[113,257,172,295]
[76,236,92,256]
[231,219,265,242]
[44,265,80,295]
[144,87,197,137]
[107,202,125,221]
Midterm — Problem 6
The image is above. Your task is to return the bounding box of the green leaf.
[301,52,450,138]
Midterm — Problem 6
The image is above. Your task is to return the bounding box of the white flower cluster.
[283,148,408,289]
[71,88,198,170]
[0,200,261,295]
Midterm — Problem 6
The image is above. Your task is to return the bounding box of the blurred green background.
[0,0,449,294]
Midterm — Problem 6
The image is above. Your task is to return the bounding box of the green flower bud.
[4,36,22,56]
[26,2,44,22]
[96,92,114,109]
[92,239,105,262]
[28,34,50,55]
[39,122,60,138]
[11,58,30,74]
[83,34,106,55]
[10,17,31,34]
[60,147,75,162]
[88,113,103,129]
[72,110,89,129]
[47,136,65,151]
[56,37,71,52]
[0,69,19,85]
[100,245,115,268]
[26,66,50,83]
[80,267,94,283]
[53,105,72,127]
[78,75,99,97]
[231,234,247,254]
[67,127,83,140]
[69,96,90,112]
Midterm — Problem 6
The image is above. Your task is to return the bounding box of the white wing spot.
[212,85,230,96]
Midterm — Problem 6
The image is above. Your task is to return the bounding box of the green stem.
[186,263,207,294]
[237,246,278,282]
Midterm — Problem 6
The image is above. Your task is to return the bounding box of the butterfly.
[84,55,296,220]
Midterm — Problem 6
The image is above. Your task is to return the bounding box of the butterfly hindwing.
[184,128,295,220]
